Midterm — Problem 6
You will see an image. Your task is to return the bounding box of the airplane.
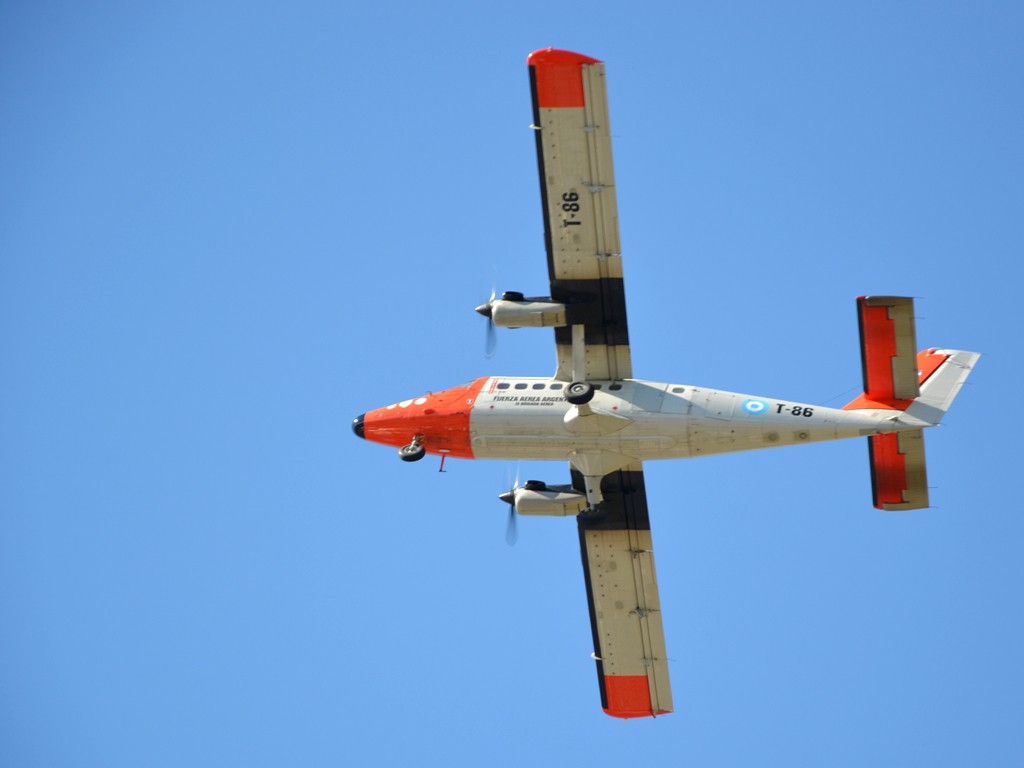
[352,48,980,719]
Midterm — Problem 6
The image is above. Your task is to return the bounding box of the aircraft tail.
[842,296,980,510]
[905,348,981,426]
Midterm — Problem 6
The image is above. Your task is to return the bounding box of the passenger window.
[497,382,510,390]
[609,383,623,391]
[514,383,528,390]
[532,383,545,390]
[550,383,563,390]
[672,387,684,393]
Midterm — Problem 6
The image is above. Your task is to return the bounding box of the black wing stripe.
[571,469,651,531]
[554,277,630,347]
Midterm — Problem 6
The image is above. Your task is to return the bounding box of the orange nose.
[360,377,488,459]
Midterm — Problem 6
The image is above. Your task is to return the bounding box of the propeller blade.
[478,286,497,358]
[505,505,518,546]
[484,317,497,358]
[501,465,520,546]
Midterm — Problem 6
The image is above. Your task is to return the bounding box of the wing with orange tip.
[573,463,673,718]
[529,50,673,718]
[528,49,632,383]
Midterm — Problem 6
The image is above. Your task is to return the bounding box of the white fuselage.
[469,377,923,462]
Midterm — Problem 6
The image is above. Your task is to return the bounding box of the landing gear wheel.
[398,443,426,462]
[565,381,595,405]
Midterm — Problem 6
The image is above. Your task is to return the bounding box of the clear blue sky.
[2,2,1021,766]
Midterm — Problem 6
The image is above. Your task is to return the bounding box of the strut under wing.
[572,463,673,718]
[528,49,632,382]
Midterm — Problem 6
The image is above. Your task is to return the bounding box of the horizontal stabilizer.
[868,429,928,511]
[847,296,981,510]
[857,296,920,404]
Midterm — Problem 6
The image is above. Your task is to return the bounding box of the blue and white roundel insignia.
[742,399,769,415]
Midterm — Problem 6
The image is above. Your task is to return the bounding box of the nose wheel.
[398,439,426,462]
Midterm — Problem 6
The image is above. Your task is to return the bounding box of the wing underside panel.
[528,50,632,382]
[573,465,672,718]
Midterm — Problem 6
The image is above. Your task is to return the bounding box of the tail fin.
[842,296,980,510]
[904,348,981,426]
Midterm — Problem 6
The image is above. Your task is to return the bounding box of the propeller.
[499,466,520,546]
[504,500,518,546]
[476,288,497,358]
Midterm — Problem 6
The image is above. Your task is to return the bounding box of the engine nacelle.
[505,482,587,516]
[490,299,567,328]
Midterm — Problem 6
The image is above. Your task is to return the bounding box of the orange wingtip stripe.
[601,675,668,719]
[528,48,601,108]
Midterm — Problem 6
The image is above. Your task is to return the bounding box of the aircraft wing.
[573,462,673,718]
[528,49,632,382]
[529,49,671,718]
